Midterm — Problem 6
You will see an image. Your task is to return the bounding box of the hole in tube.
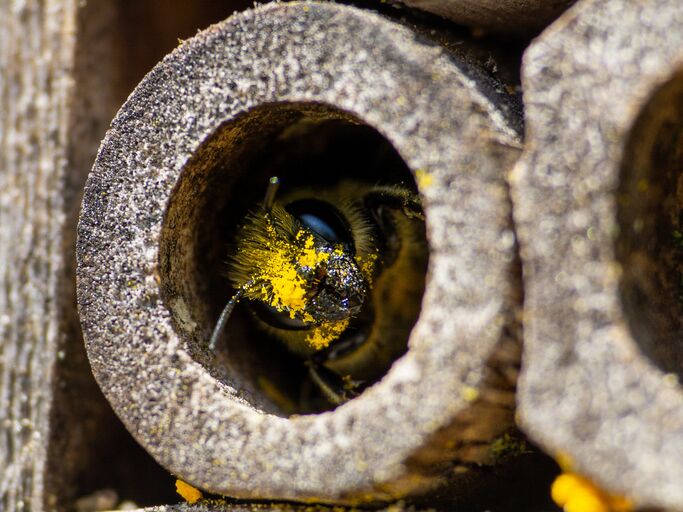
[159,102,429,416]
[617,68,683,380]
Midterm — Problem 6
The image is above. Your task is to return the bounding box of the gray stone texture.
[512,0,683,509]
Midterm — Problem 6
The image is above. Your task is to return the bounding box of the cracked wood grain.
[0,1,79,510]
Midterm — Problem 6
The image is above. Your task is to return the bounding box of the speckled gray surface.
[512,0,683,509]
[77,2,522,504]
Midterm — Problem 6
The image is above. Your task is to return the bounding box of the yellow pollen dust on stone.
[415,168,434,188]
[551,453,632,512]
[551,473,632,512]
[175,479,202,504]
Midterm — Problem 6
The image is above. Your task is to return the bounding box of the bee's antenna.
[208,283,250,351]
[263,176,280,213]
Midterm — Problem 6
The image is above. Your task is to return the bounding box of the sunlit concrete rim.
[511,0,683,508]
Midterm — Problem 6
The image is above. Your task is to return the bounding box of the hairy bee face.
[212,177,425,407]
[228,199,375,352]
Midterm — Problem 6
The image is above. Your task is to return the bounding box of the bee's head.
[228,195,373,350]
[305,250,366,320]
[287,197,367,320]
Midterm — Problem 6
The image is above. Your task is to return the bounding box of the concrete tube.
[512,0,683,509]
[77,2,523,504]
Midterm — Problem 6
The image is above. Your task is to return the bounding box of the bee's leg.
[306,360,345,405]
[305,360,357,406]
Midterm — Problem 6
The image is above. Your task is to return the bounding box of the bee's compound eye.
[286,199,354,252]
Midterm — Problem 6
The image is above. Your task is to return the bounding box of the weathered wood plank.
[0,0,79,510]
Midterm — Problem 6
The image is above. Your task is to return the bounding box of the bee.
[210,176,427,405]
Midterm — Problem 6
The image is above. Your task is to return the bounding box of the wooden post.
[0,1,81,510]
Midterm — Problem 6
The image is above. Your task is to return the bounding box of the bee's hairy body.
[226,180,427,402]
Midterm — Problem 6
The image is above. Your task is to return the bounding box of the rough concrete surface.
[512,0,683,509]
[77,1,523,505]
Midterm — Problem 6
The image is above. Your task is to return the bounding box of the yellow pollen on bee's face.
[240,220,352,350]
[247,227,328,317]
[297,232,330,269]
[266,265,307,313]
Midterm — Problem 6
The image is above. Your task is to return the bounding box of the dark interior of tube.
[159,102,427,416]
[617,69,683,380]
